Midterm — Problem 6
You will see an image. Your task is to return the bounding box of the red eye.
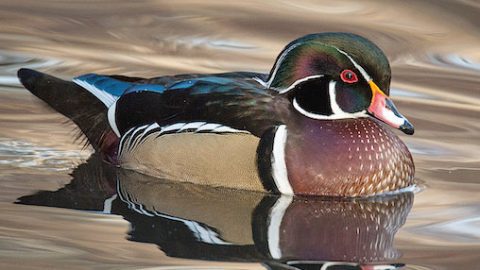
[340,69,358,84]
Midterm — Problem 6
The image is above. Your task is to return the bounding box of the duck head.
[267,32,414,135]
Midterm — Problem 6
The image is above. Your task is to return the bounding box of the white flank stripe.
[267,195,293,259]
[118,122,252,156]
[73,78,116,107]
[162,123,186,132]
[127,125,148,151]
[212,126,247,133]
[142,123,160,134]
[179,122,206,131]
[196,123,221,132]
[130,125,154,151]
[118,127,135,156]
[107,102,120,137]
[271,125,293,195]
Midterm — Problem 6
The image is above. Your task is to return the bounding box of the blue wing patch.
[124,84,167,94]
[124,77,241,95]
[73,74,134,107]
[73,73,253,107]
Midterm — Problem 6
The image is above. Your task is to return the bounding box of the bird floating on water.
[18,32,415,197]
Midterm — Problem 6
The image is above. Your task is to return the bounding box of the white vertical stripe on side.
[271,125,294,195]
[267,195,293,259]
[107,102,120,137]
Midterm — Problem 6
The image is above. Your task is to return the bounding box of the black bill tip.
[399,120,414,135]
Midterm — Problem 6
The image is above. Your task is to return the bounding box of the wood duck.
[18,32,415,197]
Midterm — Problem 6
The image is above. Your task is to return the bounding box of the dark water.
[0,1,479,269]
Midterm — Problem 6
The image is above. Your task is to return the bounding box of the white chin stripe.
[292,80,368,120]
[293,97,368,120]
[271,125,294,195]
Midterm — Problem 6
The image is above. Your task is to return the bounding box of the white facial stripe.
[252,76,268,87]
[266,43,372,87]
[334,47,372,82]
[266,43,303,87]
[292,82,368,121]
[275,75,324,94]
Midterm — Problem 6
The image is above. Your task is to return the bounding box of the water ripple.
[429,53,480,72]
[0,138,89,171]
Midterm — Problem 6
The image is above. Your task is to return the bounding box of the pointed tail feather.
[18,68,113,152]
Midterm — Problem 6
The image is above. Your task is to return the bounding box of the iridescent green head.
[265,32,414,135]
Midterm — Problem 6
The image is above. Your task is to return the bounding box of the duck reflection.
[17,155,412,269]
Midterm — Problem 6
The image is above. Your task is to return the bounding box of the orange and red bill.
[367,81,414,135]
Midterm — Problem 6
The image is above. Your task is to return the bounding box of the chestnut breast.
[285,117,414,196]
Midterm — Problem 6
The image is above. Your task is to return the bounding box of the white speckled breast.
[285,117,415,196]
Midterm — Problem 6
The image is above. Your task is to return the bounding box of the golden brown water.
[0,1,479,269]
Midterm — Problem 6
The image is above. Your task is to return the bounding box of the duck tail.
[17,68,116,154]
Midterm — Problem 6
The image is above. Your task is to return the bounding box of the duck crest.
[268,42,345,89]
[266,32,391,93]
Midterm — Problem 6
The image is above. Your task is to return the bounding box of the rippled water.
[0,1,479,269]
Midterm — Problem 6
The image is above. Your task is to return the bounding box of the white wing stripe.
[73,78,117,107]
[107,102,120,137]
[196,123,221,132]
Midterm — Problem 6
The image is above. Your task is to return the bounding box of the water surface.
[0,1,479,269]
